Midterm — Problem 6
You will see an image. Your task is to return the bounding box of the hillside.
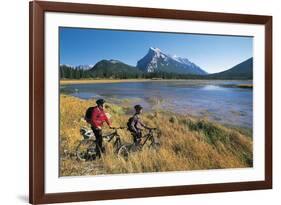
[208,58,253,79]
[60,94,253,176]
[90,59,142,78]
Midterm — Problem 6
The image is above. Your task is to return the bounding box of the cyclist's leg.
[92,127,103,157]
[134,130,142,146]
[130,131,135,143]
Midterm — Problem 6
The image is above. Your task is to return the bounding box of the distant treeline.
[60,65,207,79]
[60,65,92,79]
[60,65,142,79]
[59,65,252,80]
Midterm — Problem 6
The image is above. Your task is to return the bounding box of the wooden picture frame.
[29,1,272,204]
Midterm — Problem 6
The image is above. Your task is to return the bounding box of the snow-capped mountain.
[75,64,94,70]
[60,64,75,68]
[137,47,207,75]
[60,64,93,70]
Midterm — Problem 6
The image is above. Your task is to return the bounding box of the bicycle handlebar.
[147,127,157,130]
[110,127,127,130]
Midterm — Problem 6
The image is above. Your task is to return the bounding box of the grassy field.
[60,94,253,176]
[237,84,253,88]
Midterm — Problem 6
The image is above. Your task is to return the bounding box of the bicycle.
[117,128,161,158]
[76,127,126,161]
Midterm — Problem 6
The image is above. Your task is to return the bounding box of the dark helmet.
[96,99,105,105]
[134,104,143,111]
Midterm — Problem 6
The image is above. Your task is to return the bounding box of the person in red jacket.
[90,99,112,158]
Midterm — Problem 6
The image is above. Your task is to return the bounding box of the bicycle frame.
[103,127,125,150]
[139,129,157,148]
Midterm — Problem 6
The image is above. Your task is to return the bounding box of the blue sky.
[59,27,253,74]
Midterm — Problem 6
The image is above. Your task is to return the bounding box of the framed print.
[29,1,272,204]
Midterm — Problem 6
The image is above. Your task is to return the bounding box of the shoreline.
[61,79,154,85]
[60,78,253,85]
[60,93,253,131]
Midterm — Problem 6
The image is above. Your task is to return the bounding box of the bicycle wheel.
[149,137,160,150]
[113,136,122,150]
[117,144,130,159]
[76,139,97,161]
[150,141,160,150]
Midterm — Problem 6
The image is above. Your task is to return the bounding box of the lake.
[60,80,253,129]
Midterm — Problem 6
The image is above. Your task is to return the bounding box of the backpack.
[127,116,135,131]
[85,107,94,123]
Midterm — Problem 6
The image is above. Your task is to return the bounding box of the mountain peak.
[148,47,167,59]
[108,59,122,64]
[149,47,162,53]
[137,47,207,75]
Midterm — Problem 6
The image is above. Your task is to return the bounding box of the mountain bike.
[76,127,125,161]
[117,128,161,158]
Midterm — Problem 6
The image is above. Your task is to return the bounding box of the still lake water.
[61,80,253,129]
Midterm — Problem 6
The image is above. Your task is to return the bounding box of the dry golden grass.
[237,84,253,88]
[60,94,253,176]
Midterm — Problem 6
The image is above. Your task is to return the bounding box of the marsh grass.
[60,94,253,176]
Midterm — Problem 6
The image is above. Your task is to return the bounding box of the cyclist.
[127,105,150,146]
[89,99,112,158]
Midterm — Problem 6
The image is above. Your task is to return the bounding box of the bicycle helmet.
[134,104,143,111]
[96,98,105,105]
